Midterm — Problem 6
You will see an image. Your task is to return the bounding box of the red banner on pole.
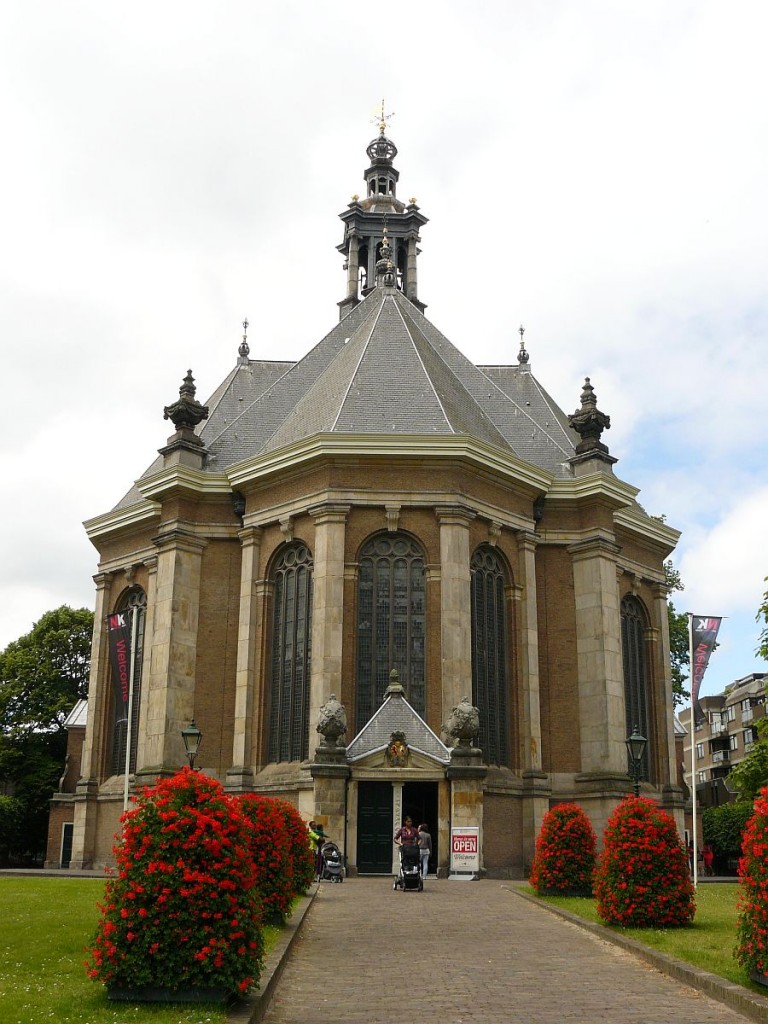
[107,610,133,715]
[690,615,722,724]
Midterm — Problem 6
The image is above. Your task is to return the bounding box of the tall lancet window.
[470,546,510,767]
[621,595,651,779]
[268,543,313,763]
[110,587,146,776]
[355,534,426,732]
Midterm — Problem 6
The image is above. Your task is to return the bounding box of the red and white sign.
[450,826,480,874]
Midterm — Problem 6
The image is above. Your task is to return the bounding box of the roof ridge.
[330,296,388,431]
[390,296,455,433]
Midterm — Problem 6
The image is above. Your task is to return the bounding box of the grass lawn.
[526,883,767,994]
[0,877,286,1024]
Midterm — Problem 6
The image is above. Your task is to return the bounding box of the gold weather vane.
[372,99,394,134]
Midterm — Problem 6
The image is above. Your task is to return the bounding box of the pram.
[320,840,344,882]
[393,842,423,891]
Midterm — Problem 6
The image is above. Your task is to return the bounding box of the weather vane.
[372,99,394,134]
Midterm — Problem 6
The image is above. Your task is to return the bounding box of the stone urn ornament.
[446,696,481,755]
[316,693,347,749]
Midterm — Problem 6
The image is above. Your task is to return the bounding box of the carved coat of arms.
[386,731,409,767]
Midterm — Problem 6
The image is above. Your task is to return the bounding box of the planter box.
[107,986,235,1004]
[749,970,768,988]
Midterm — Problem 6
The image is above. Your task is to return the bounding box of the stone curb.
[506,884,768,1024]
[227,884,318,1024]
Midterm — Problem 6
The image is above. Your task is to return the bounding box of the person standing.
[394,816,418,847]
[417,823,432,879]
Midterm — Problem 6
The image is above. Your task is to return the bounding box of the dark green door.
[357,781,393,873]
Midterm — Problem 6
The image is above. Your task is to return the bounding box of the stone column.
[346,232,359,300]
[436,506,475,717]
[139,526,207,776]
[515,530,550,866]
[308,504,350,758]
[135,556,158,771]
[406,236,418,301]
[227,526,263,791]
[71,571,114,869]
[569,534,626,776]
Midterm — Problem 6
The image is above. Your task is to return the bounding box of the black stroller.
[320,840,344,882]
[393,842,423,891]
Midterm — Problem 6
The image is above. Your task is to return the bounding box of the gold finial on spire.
[372,98,394,134]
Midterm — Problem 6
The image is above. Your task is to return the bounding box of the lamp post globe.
[625,725,647,797]
[181,720,203,770]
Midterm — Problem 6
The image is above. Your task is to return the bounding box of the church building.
[58,119,684,877]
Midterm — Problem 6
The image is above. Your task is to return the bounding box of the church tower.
[337,111,428,317]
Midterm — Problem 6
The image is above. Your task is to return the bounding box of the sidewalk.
[253,877,768,1024]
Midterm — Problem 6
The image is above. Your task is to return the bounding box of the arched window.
[355,534,426,731]
[621,595,650,779]
[470,546,510,767]
[110,587,146,776]
[268,543,313,763]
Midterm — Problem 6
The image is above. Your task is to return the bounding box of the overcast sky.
[1,0,766,700]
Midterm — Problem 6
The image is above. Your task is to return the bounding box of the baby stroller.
[393,843,423,891]
[320,840,344,882]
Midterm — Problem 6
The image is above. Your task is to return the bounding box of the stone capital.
[435,504,476,527]
[237,525,264,548]
[308,502,351,526]
[153,526,208,556]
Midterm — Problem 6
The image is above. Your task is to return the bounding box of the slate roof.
[346,689,452,765]
[117,286,580,509]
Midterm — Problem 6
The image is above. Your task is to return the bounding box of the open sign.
[450,826,480,874]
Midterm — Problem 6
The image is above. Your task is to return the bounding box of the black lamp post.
[625,724,647,797]
[181,720,202,770]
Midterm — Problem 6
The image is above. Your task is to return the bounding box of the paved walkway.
[261,878,756,1024]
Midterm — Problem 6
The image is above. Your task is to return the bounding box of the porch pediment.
[346,690,451,767]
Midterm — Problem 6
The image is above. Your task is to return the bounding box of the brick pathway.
[261,878,753,1024]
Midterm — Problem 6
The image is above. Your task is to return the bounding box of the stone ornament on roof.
[316,693,347,749]
[568,377,611,456]
[445,695,481,752]
[163,370,210,432]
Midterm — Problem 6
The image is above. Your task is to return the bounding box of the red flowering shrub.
[237,794,295,923]
[736,786,768,978]
[594,796,695,928]
[86,769,264,996]
[529,802,596,895]
[270,798,315,895]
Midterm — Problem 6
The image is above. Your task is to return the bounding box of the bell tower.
[337,110,428,318]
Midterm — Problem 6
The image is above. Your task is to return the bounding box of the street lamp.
[625,724,647,797]
[181,720,203,770]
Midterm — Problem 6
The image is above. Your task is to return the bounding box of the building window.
[470,546,510,767]
[267,543,313,763]
[111,587,146,776]
[355,533,425,732]
[725,705,736,722]
[729,733,738,751]
[696,743,704,759]
[697,770,707,783]
[621,595,650,779]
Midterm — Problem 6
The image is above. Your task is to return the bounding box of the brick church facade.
[52,122,684,876]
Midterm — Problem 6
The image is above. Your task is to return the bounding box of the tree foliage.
[665,560,690,707]
[702,802,752,872]
[0,605,93,863]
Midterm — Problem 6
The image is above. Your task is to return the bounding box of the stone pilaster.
[569,533,626,776]
[135,556,157,770]
[650,580,682,801]
[139,526,206,775]
[71,571,114,869]
[515,531,543,773]
[308,504,350,758]
[227,526,263,791]
[436,505,475,717]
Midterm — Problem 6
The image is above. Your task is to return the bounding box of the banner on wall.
[107,609,133,715]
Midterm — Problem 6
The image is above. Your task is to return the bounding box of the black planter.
[107,985,235,1004]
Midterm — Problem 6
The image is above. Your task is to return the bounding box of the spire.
[163,370,209,433]
[337,110,428,318]
[238,317,250,365]
[517,324,530,369]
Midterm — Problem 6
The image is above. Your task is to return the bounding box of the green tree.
[0,605,93,863]
[724,576,768,801]
[665,560,690,707]
[702,802,752,873]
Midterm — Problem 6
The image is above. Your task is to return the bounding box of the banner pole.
[123,609,138,814]
[689,613,698,889]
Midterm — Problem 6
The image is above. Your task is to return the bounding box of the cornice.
[226,433,554,493]
[137,464,231,501]
[84,500,162,540]
[614,505,681,550]
[546,471,639,508]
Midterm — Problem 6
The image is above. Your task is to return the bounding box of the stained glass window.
[355,534,425,731]
[470,547,510,766]
[268,544,313,763]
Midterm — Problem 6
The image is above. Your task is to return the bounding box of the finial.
[372,98,394,134]
[238,317,250,361]
[568,377,611,457]
[163,370,210,431]
[518,324,529,365]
